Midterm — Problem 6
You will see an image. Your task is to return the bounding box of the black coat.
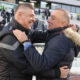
[0,19,34,80]
[24,28,79,80]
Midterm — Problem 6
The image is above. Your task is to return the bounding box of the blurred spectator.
[76,24,79,32]
[6,11,11,22]
[1,10,5,16]
[2,11,7,25]
[0,16,4,31]
[45,9,50,19]
[31,19,38,30]
[71,14,73,20]
[38,9,40,15]
[31,19,47,31]
[11,9,14,17]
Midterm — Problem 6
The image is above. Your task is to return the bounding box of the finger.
[60,66,68,69]
[69,24,74,27]
[13,30,23,36]
[13,29,23,33]
[13,29,20,32]
[13,31,19,36]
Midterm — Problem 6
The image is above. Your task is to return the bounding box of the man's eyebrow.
[51,15,56,18]
[30,14,35,16]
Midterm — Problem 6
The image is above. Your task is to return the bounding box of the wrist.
[21,40,30,44]
[22,41,32,50]
[23,41,31,46]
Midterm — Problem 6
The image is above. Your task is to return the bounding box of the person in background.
[11,9,14,17]
[0,16,4,31]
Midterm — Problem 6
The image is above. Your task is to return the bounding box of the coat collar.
[46,27,65,43]
[64,28,80,46]
[9,18,30,35]
[47,27,68,34]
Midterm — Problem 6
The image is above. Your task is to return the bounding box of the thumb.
[60,66,68,69]
[13,29,22,35]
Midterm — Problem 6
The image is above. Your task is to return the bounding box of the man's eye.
[52,17,55,20]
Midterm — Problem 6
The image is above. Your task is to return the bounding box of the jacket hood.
[64,28,80,46]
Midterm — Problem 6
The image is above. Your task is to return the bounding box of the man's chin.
[48,26,51,30]
[28,27,31,30]
[25,26,31,30]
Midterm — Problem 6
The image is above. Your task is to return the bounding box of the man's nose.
[33,18,36,22]
[47,17,50,23]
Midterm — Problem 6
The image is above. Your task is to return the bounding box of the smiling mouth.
[29,21,33,24]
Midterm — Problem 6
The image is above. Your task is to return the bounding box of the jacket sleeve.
[0,34,61,78]
[36,68,60,79]
[74,45,80,57]
[0,34,30,72]
[24,36,70,72]
[29,30,47,43]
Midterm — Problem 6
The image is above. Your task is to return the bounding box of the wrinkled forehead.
[51,10,64,19]
[51,10,63,15]
[24,8,35,16]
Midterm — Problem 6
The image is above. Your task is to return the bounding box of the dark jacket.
[24,27,79,80]
[0,18,34,80]
[0,19,61,80]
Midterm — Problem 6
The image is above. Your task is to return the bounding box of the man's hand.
[13,29,28,43]
[69,24,77,32]
[60,66,70,78]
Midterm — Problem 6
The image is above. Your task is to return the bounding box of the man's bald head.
[55,8,70,25]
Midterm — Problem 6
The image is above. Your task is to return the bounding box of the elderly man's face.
[47,10,64,30]
[21,8,36,30]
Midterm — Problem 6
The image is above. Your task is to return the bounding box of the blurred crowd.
[0,8,14,30]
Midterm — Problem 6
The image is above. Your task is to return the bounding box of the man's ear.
[62,21,68,27]
[18,11,23,16]
[15,11,23,22]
